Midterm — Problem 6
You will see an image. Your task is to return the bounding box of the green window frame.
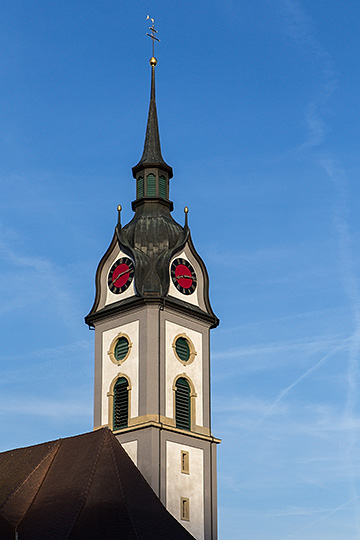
[175,378,191,430]
[113,377,129,430]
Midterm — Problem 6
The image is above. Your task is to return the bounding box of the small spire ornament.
[146,15,160,63]
[184,206,189,227]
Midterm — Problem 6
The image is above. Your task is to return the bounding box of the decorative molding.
[85,294,219,329]
[111,415,221,444]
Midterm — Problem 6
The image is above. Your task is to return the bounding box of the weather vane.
[146,15,160,59]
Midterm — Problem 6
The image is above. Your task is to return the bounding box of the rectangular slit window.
[181,497,190,521]
[181,451,189,474]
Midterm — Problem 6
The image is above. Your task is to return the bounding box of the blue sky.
[1,1,360,539]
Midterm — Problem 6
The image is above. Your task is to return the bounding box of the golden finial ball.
[150,56,157,66]
[117,205,122,212]
[184,206,189,214]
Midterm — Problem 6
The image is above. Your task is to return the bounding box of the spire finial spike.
[146,15,160,60]
[184,206,189,227]
[117,204,122,227]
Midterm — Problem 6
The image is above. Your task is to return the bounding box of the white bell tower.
[85,43,220,540]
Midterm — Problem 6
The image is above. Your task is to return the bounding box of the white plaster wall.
[168,250,200,307]
[122,440,138,466]
[165,321,203,426]
[101,320,139,425]
[166,441,204,540]
[104,247,136,305]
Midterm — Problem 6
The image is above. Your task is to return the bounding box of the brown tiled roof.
[0,428,195,540]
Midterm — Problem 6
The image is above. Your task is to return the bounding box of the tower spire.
[132,18,172,179]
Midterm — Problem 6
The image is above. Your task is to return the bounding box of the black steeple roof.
[132,57,173,178]
[114,56,187,297]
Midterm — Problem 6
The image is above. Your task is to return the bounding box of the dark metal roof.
[119,200,187,297]
[132,63,172,178]
[0,428,195,540]
[116,60,183,297]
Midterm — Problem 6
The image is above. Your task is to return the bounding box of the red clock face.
[171,258,197,295]
[108,257,134,294]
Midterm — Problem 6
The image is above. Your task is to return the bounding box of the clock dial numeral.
[170,258,197,295]
[108,257,134,294]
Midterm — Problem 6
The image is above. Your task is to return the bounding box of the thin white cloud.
[278,0,337,98]
[268,505,331,518]
[216,344,344,456]
[212,335,349,384]
[0,397,90,420]
[0,339,92,389]
[320,157,360,535]
[276,0,337,156]
[213,334,347,361]
[0,339,91,364]
[219,305,349,334]
[268,4,360,531]
[0,221,82,335]
[300,101,327,149]
[214,396,288,416]
[297,493,360,532]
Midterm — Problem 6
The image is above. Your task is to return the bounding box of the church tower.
[85,50,220,540]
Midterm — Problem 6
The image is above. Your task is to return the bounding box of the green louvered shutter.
[175,378,191,430]
[146,174,156,196]
[175,337,190,362]
[115,337,129,362]
[137,176,144,198]
[159,175,166,199]
[113,377,128,429]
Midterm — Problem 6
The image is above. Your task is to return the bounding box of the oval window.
[175,337,190,362]
[115,336,130,362]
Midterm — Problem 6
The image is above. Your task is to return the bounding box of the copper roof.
[0,428,195,540]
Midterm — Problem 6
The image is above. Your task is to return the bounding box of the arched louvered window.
[137,176,144,198]
[113,377,129,430]
[146,174,156,196]
[159,175,166,199]
[175,378,191,431]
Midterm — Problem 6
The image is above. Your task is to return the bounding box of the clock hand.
[112,268,130,284]
[175,274,196,282]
